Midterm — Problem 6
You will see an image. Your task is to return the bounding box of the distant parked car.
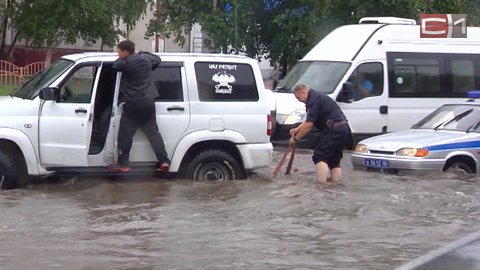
[351,98,480,175]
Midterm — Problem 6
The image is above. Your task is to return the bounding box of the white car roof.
[61,52,252,63]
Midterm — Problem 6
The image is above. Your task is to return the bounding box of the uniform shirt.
[305,89,347,130]
[112,52,161,103]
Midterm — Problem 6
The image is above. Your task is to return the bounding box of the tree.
[148,0,480,78]
[147,0,264,55]
[0,0,13,60]
[5,0,153,63]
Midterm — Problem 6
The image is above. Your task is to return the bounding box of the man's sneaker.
[108,163,131,173]
[157,162,169,173]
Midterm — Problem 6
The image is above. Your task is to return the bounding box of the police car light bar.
[467,90,480,99]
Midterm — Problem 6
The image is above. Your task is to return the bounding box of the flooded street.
[1,148,480,270]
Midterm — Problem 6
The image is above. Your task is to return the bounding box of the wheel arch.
[169,130,247,172]
[443,154,477,173]
[178,140,244,176]
[0,128,39,175]
[0,139,29,185]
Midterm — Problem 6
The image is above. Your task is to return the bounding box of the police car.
[351,92,480,175]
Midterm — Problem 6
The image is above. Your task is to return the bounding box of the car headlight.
[354,144,368,153]
[396,147,429,157]
[283,109,306,125]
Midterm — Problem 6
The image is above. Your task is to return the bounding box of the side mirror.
[337,82,354,103]
[39,87,59,101]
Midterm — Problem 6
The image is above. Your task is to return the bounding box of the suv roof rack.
[359,17,416,25]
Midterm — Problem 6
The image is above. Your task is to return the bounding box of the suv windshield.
[11,59,74,99]
[275,61,350,93]
[413,104,480,132]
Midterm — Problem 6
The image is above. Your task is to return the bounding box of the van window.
[275,61,350,94]
[388,52,480,98]
[58,65,98,103]
[451,59,475,94]
[346,62,383,101]
[195,62,259,101]
[389,53,442,97]
[152,67,183,101]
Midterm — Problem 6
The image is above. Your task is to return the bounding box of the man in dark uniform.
[289,84,351,185]
[110,40,170,173]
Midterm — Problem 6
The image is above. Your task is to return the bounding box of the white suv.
[0,52,273,189]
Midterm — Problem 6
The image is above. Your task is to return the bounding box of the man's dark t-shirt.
[305,89,347,130]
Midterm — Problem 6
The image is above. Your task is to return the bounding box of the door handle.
[75,108,88,114]
[167,106,185,111]
[379,105,388,114]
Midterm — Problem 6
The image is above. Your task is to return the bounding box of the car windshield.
[413,104,480,132]
[11,59,74,100]
[274,61,351,94]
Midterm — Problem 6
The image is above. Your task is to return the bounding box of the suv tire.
[0,151,20,189]
[186,149,246,181]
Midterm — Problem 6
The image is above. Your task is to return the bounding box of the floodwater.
[1,149,480,270]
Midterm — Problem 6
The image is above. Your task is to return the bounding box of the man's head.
[116,40,135,59]
[292,84,310,103]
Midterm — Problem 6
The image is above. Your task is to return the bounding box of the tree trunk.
[0,0,11,60]
[44,47,53,66]
[5,30,17,61]
[280,54,288,79]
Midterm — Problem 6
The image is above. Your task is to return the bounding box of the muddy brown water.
[1,149,480,270]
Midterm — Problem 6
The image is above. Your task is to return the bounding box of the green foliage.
[149,0,480,74]
[0,84,15,96]
[10,0,153,50]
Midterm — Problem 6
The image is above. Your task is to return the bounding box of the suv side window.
[195,62,259,101]
[152,66,183,101]
[346,62,384,101]
[58,65,98,103]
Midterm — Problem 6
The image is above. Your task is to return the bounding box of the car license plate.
[364,158,390,169]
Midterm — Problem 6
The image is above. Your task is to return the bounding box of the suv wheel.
[186,149,246,181]
[0,151,20,189]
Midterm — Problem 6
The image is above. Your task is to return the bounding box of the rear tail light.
[267,114,272,136]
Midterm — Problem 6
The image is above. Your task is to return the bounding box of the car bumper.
[351,153,445,174]
[237,143,273,169]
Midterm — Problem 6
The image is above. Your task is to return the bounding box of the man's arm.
[289,121,314,144]
[112,58,126,71]
[139,51,161,69]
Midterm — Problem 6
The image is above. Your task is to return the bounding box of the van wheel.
[0,151,20,189]
[186,149,245,181]
[445,161,474,174]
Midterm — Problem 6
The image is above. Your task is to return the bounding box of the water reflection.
[0,150,479,269]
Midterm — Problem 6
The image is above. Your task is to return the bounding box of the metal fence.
[0,60,45,86]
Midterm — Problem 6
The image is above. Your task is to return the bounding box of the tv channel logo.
[420,14,467,38]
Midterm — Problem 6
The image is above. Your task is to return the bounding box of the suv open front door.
[38,63,100,167]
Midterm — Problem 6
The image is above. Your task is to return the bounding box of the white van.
[271,17,480,147]
[0,52,273,189]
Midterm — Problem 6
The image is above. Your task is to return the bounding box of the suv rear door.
[127,61,191,162]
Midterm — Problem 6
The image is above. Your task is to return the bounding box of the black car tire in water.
[0,151,19,189]
[186,149,245,181]
[445,161,474,174]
